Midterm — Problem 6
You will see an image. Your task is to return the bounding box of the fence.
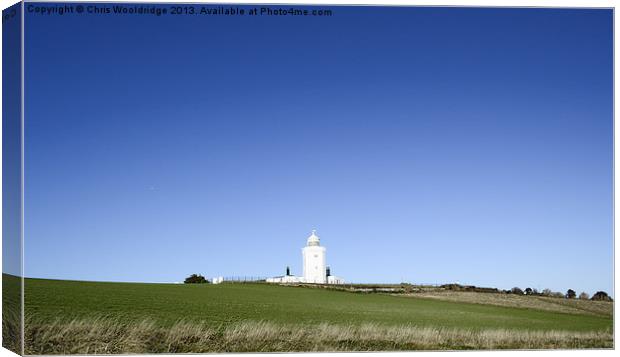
[218,278,446,287]
[221,276,269,283]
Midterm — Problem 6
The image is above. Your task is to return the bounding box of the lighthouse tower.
[266,230,344,285]
[302,230,327,284]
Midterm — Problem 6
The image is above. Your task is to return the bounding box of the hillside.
[402,291,613,317]
[3,276,614,353]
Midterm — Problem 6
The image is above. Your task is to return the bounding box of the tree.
[566,289,576,299]
[532,288,539,295]
[591,291,613,302]
[524,287,533,295]
[542,288,552,296]
[551,292,564,298]
[184,274,208,284]
[286,266,290,276]
[511,287,524,295]
[579,292,589,300]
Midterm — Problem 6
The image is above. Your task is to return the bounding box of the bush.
[566,289,576,299]
[591,291,613,302]
[184,274,208,284]
[542,288,552,296]
[441,284,464,291]
[579,292,589,300]
[510,287,524,295]
[524,288,533,295]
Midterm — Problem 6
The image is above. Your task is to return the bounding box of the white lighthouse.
[266,230,344,284]
[302,230,327,284]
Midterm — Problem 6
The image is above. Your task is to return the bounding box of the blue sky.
[21,4,612,295]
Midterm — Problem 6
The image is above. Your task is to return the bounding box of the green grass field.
[3,275,614,353]
[24,278,611,331]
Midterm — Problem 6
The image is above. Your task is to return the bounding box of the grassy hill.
[3,276,614,353]
[407,290,613,317]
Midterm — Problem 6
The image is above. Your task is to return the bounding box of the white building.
[267,230,344,284]
[303,230,327,283]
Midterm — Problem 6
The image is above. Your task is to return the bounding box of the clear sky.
[22,4,612,295]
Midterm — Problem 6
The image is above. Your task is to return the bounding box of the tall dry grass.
[2,305,22,354]
[19,317,613,354]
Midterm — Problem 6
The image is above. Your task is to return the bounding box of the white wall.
[328,275,345,284]
[266,275,304,283]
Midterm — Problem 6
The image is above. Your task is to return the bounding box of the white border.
[11,0,619,7]
[19,1,24,355]
[0,1,616,357]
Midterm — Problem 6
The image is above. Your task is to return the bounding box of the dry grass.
[2,306,22,354]
[21,317,612,354]
[404,291,613,317]
[534,296,614,317]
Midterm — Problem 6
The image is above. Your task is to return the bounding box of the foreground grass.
[23,318,613,354]
[2,274,22,354]
[9,277,613,352]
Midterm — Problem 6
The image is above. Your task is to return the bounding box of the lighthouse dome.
[307,230,320,246]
